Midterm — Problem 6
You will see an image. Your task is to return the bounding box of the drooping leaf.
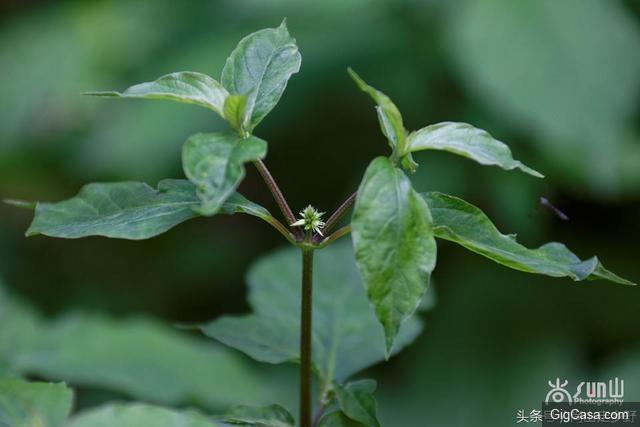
[219,404,294,427]
[0,379,72,427]
[200,241,423,386]
[67,403,223,427]
[351,157,436,354]
[182,133,267,215]
[221,21,301,131]
[0,283,272,409]
[408,122,543,178]
[24,179,271,240]
[347,68,416,172]
[334,380,380,427]
[424,192,636,285]
[86,71,229,117]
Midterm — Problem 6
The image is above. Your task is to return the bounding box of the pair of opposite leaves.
[22,22,636,359]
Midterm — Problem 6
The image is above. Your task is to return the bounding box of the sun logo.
[545,378,573,404]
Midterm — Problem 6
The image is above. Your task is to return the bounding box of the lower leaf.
[218,404,294,427]
[0,379,72,427]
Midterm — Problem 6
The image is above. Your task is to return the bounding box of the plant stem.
[317,225,351,248]
[253,159,302,239]
[323,192,356,234]
[300,248,314,427]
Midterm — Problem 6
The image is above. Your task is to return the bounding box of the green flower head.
[291,205,326,236]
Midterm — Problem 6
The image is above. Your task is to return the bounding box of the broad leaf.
[221,21,301,131]
[352,157,436,354]
[200,241,423,386]
[219,404,294,427]
[0,284,271,409]
[183,133,267,215]
[0,379,72,427]
[408,122,543,178]
[86,71,229,117]
[68,403,223,427]
[25,179,271,240]
[334,380,380,427]
[348,68,416,172]
[425,192,636,285]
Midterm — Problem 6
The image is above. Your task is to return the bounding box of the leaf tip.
[3,198,36,209]
[82,91,121,97]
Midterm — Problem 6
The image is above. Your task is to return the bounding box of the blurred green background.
[1,0,639,425]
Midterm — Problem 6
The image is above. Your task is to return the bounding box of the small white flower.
[291,205,326,236]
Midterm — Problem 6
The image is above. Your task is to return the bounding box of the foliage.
[4,18,636,427]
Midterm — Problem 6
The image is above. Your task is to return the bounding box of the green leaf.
[200,241,423,385]
[317,411,365,427]
[0,379,72,427]
[347,68,416,172]
[219,404,294,427]
[334,380,380,427]
[68,403,223,427]
[424,192,636,285]
[26,180,200,240]
[8,312,270,409]
[223,94,251,135]
[408,122,543,178]
[182,133,267,215]
[25,179,271,240]
[86,71,229,117]
[221,21,301,131]
[351,157,437,354]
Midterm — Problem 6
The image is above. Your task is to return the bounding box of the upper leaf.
[0,379,73,427]
[68,403,224,427]
[408,122,543,178]
[219,404,294,427]
[424,192,636,285]
[182,132,267,215]
[348,69,417,172]
[26,179,271,240]
[199,241,423,386]
[86,71,229,117]
[351,157,437,354]
[221,21,301,132]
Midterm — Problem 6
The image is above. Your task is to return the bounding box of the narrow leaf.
[424,192,635,285]
[221,21,301,131]
[0,379,72,427]
[200,241,423,384]
[3,198,36,209]
[182,132,267,215]
[68,403,224,427]
[347,68,416,172]
[352,157,437,354]
[223,94,250,135]
[219,404,294,427]
[86,71,229,116]
[334,380,380,427]
[408,122,543,177]
[25,179,271,240]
